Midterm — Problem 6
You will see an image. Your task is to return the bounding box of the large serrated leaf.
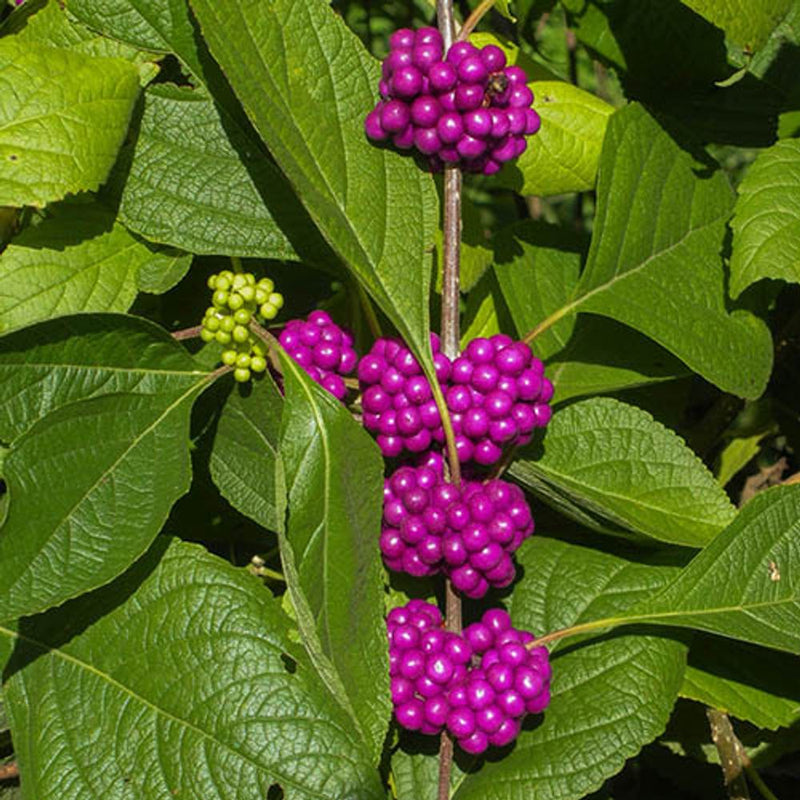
[0,314,207,442]
[210,375,284,533]
[0,40,139,208]
[510,398,736,547]
[551,103,772,398]
[278,354,390,762]
[116,84,326,262]
[498,81,613,196]
[0,380,210,622]
[449,537,686,800]
[190,0,438,378]
[0,202,175,333]
[0,539,383,800]
[730,139,800,298]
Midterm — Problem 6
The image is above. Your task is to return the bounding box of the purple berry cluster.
[359,333,552,463]
[358,333,452,456]
[364,27,540,174]
[388,603,551,753]
[279,311,357,401]
[381,454,534,597]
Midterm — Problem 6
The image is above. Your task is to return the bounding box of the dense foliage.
[1,0,800,798]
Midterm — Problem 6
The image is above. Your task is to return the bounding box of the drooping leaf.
[69,0,204,80]
[0,379,212,622]
[510,398,736,546]
[0,202,176,333]
[494,221,686,402]
[278,353,390,762]
[497,81,614,196]
[553,103,771,398]
[681,635,800,730]
[0,314,207,442]
[715,433,767,486]
[450,537,686,800]
[1,539,383,800]
[210,375,284,533]
[4,0,161,85]
[0,39,139,208]
[618,486,800,653]
[680,0,794,52]
[116,84,329,263]
[190,0,439,379]
[730,139,800,298]
[136,246,193,294]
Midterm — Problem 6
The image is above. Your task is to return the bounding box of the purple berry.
[391,65,424,98]
[455,83,484,111]
[411,95,442,127]
[390,28,416,50]
[447,41,479,65]
[381,100,411,133]
[428,61,458,92]
[457,56,489,84]
[463,108,493,138]
[480,45,507,72]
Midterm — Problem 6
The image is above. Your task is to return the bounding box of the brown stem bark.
[0,763,19,781]
[707,708,751,800]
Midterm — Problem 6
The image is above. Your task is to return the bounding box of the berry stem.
[522,300,579,345]
[456,0,498,42]
[230,255,244,273]
[248,320,283,374]
[171,325,203,341]
[437,2,463,797]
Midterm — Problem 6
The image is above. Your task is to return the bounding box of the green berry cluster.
[200,270,284,383]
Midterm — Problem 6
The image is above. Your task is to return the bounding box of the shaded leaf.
[0,314,207,442]
[278,353,390,761]
[136,246,193,294]
[730,139,800,298]
[510,397,736,546]
[0,39,139,208]
[1,539,383,800]
[210,375,284,533]
[0,202,175,333]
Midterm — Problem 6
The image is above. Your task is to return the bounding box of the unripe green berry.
[233,325,249,343]
[250,356,267,373]
[240,285,256,302]
[200,328,215,342]
[220,270,234,283]
[268,292,284,310]
[246,273,256,285]
[234,308,251,325]
[213,290,229,308]
[207,274,218,289]
[232,274,247,290]
[234,368,251,383]
[216,275,231,291]
[228,293,244,311]
[221,350,238,366]
[255,288,268,305]
[258,277,275,293]
[204,315,221,332]
[252,342,266,357]
[220,316,236,333]
[260,303,278,320]
[216,330,232,345]
[236,353,252,368]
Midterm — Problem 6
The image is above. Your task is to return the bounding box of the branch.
[707,708,751,800]
[456,0,497,41]
[171,325,203,341]
[0,763,19,781]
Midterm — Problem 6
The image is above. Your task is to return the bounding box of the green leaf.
[494,221,686,402]
[190,0,439,379]
[497,81,614,196]
[0,314,207,442]
[1,539,383,800]
[680,0,794,52]
[69,0,204,80]
[715,433,765,486]
[681,635,800,730]
[278,354,390,762]
[0,40,139,208]
[210,375,284,533]
[730,140,800,298]
[116,84,326,262]
[510,398,736,546]
[0,202,173,333]
[494,1,516,22]
[450,537,686,800]
[0,378,212,621]
[550,103,771,398]
[136,245,193,294]
[4,0,160,85]
[619,486,800,653]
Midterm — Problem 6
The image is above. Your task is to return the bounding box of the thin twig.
[171,325,203,341]
[0,763,19,781]
[437,0,463,796]
[456,0,497,41]
[707,708,751,800]
[744,763,781,800]
[248,320,283,373]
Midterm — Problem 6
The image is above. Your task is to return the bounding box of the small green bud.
[252,342,266,357]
